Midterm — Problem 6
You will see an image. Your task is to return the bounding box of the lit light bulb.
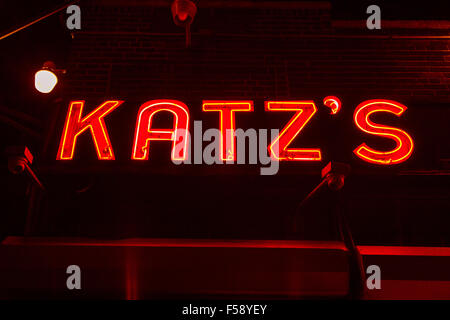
[34,69,58,93]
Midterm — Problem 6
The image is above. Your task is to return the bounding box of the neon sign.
[57,100,123,160]
[265,101,321,161]
[132,100,190,161]
[203,101,253,162]
[57,99,414,165]
[353,99,414,165]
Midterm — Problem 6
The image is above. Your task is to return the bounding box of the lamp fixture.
[34,61,65,94]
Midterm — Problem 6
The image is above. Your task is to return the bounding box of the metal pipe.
[24,163,45,191]
[296,178,328,210]
[0,0,79,41]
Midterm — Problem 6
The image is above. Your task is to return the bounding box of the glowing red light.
[132,100,190,161]
[265,101,321,161]
[178,12,188,21]
[202,101,254,162]
[56,98,416,167]
[323,96,341,114]
[353,99,414,165]
[57,100,123,160]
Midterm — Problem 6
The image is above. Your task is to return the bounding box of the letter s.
[353,99,414,165]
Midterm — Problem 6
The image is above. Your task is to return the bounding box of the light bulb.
[35,69,58,93]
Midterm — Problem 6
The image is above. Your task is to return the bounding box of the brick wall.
[65,2,450,104]
[42,1,450,243]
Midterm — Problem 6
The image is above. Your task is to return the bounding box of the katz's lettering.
[353,100,414,165]
[132,100,190,161]
[203,100,253,162]
[57,99,414,165]
[57,100,123,160]
[265,101,321,161]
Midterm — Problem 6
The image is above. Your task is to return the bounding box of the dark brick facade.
[65,2,450,104]
[2,1,449,245]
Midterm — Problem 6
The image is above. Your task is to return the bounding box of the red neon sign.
[323,96,341,115]
[57,100,123,160]
[265,101,321,161]
[202,101,253,161]
[132,100,190,161]
[57,98,414,166]
[353,99,414,165]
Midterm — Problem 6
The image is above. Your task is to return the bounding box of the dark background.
[0,0,449,245]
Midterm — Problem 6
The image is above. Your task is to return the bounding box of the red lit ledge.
[358,245,450,257]
[0,237,350,299]
[2,237,450,299]
[1,236,347,250]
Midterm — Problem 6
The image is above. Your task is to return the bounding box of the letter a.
[66,265,81,290]
[366,5,381,30]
